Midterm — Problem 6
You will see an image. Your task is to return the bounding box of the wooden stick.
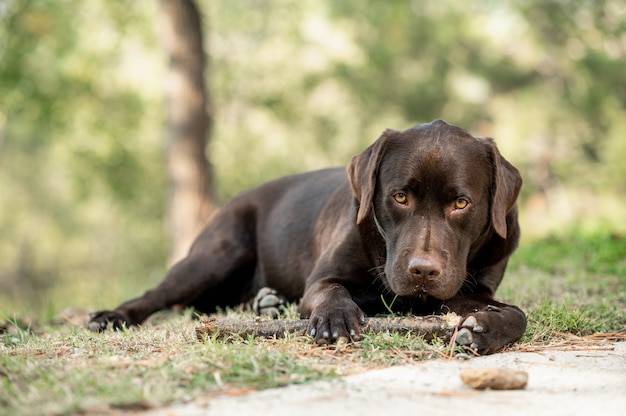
[196,314,459,342]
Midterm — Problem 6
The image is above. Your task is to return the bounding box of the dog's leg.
[88,208,256,331]
[299,232,372,344]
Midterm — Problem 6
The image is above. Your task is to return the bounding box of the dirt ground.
[135,339,625,416]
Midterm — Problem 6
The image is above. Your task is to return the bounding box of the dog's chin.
[387,276,461,301]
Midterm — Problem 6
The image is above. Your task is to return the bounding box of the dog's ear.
[347,129,397,224]
[484,139,522,239]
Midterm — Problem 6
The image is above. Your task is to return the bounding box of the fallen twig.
[196,314,460,342]
[508,331,626,353]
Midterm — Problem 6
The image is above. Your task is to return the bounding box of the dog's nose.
[408,257,442,279]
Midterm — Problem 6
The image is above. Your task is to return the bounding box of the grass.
[1,316,336,415]
[504,229,626,340]
[1,229,625,415]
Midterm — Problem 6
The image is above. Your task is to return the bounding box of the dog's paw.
[455,304,525,355]
[251,287,287,319]
[87,310,128,332]
[455,305,504,354]
[306,303,366,345]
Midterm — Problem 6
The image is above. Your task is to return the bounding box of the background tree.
[159,0,214,264]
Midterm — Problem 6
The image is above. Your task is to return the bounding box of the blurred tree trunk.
[159,0,215,265]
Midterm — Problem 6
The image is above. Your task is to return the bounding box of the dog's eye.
[454,198,469,210]
[393,193,408,205]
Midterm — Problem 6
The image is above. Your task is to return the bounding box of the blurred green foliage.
[0,0,625,319]
[0,1,167,317]
[505,230,626,337]
[512,230,626,276]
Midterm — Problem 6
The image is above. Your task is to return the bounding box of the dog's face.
[348,120,521,300]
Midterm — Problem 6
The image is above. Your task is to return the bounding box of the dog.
[88,120,526,354]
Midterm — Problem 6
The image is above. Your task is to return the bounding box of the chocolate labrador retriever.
[89,120,525,354]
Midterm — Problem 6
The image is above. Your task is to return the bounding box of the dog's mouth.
[400,281,458,300]
[412,283,429,295]
[393,281,441,297]
[386,266,463,301]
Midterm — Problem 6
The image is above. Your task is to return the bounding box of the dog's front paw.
[306,301,366,345]
[455,304,525,355]
[456,314,486,349]
[251,287,287,318]
[87,310,128,332]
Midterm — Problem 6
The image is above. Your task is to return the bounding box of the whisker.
[367,264,385,275]
[367,260,395,296]
[461,270,478,293]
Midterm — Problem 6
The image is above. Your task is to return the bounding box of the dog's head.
[347,120,522,300]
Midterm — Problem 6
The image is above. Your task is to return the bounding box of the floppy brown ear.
[347,129,397,224]
[485,139,522,239]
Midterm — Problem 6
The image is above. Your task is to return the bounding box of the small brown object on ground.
[195,314,459,343]
[460,367,528,390]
